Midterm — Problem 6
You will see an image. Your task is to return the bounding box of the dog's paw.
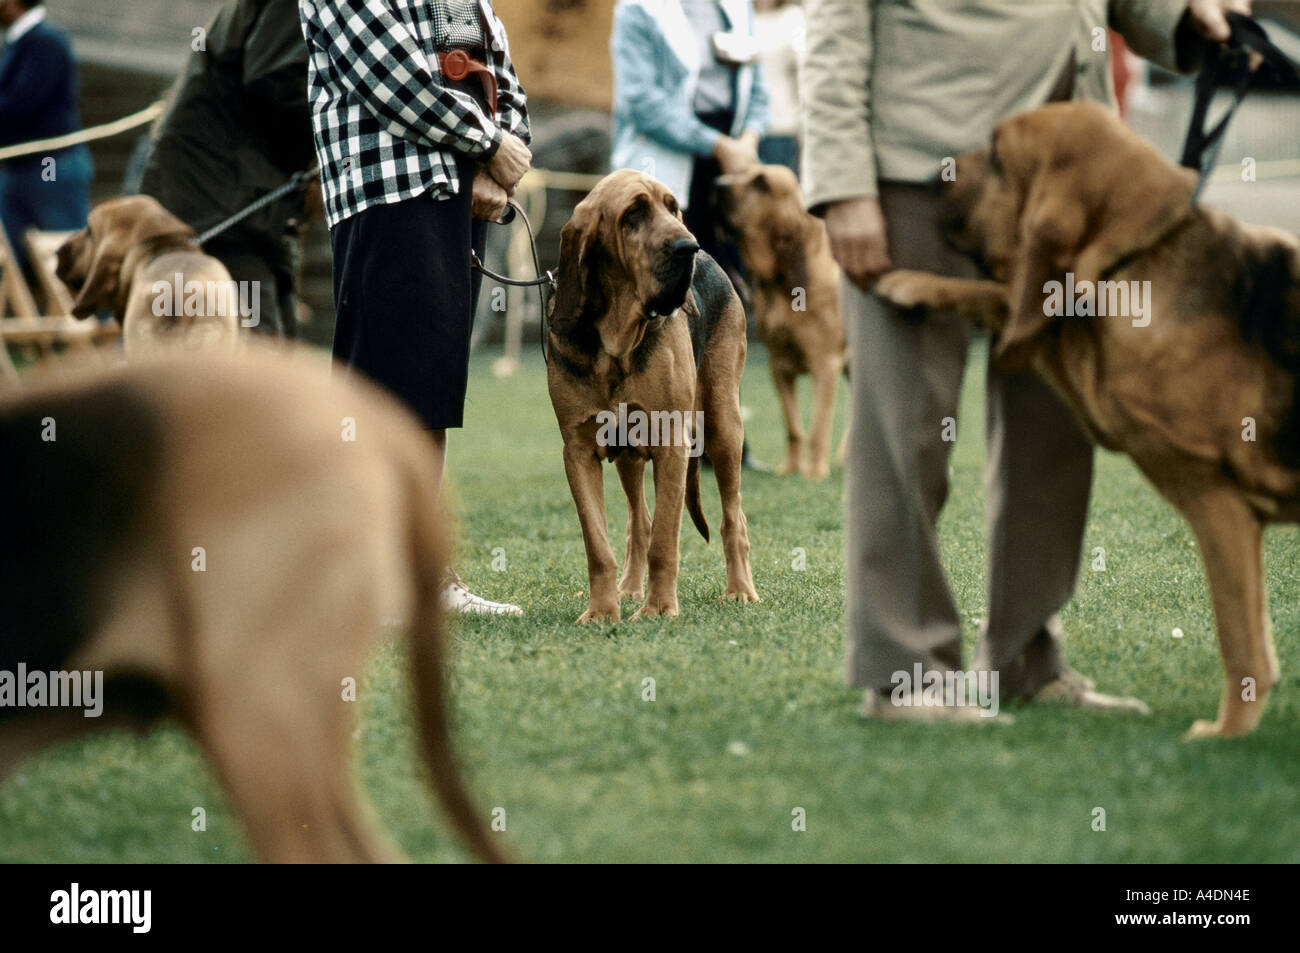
[1183,718,1234,741]
[721,588,760,605]
[618,586,645,601]
[874,269,937,311]
[803,461,830,480]
[631,600,679,620]
[577,604,620,624]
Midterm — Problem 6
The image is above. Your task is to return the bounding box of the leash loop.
[1180,13,1299,201]
[472,198,555,360]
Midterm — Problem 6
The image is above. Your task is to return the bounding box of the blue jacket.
[0,18,83,159]
[611,0,770,207]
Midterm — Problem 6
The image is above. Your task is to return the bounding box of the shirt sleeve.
[491,28,531,144]
[801,0,878,212]
[300,0,502,158]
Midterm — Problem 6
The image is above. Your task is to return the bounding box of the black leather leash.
[1179,12,1298,201]
[471,199,556,360]
[194,164,320,246]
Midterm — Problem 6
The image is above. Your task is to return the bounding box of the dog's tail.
[405,459,509,864]
[686,453,710,543]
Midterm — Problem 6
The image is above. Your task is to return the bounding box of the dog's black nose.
[671,238,700,259]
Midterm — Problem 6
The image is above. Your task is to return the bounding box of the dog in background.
[0,347,504,861]
[714,164,847,478]
[876,101,1300,738]
[56,195,242,357]
[547,170,760,622]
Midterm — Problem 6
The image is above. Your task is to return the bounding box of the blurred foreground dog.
[875,102,1299,738]
[0,348,504,861]
[715,165,848,478]
[56,195,242,356]
[547,170,760,622]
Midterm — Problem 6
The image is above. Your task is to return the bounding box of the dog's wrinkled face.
[551,170,699,357]
[713,164,811,281]
[56,195,195,318]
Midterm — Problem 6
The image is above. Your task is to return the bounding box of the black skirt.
[329,146,488,430]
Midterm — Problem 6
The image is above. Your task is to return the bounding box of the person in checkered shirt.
[299,0,533,615]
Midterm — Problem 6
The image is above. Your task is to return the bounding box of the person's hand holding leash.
[713,131,760,174]
[472,167,509,222]
[487,130,532,194]
[1188,0,1252,43]
[824,196,893,292]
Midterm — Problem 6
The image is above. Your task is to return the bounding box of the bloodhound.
[0,347,505,862]
[714,164,848,478]
[547,169,760,622]
[56,195,242,356]
[875,101,1300,739]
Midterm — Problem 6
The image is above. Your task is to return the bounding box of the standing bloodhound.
[56,195,243,356]
[714,164,848,478]
[547,170,760,623]
[0,347,504,862]
[875,101,1300,739]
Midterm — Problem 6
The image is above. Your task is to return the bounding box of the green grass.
[3,337,1299,863]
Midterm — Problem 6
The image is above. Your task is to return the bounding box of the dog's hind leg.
[770,361,804,476]
[1177,487,1279,739]
[700,348,760,605]
[564,442,621,623]
[806,357,843,480]
[615,454,651,601]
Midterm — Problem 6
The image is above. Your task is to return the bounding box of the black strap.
[471,199,555,361]
[1179,12,1298,200]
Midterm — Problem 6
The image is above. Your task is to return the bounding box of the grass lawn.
[2,336,1298,863]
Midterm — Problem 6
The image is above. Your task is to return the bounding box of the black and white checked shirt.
[299,0,530,227]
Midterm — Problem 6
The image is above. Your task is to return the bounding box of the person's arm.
[0,35,66,131]
[742,62,772,138]
[802,0,890,290]
[611,3,722,157]
[299,0,501,158]
[488,12,531,146]
[1110,0,1249,73]
[801,0,877,212]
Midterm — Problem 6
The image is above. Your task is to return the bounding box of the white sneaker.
[440,570,522,616]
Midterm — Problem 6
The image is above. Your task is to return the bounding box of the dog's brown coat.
[56,195,241,356]
[715,165,848,478]
[547,170,759,622]
[0,347,503,861]
[876,102,1300,738]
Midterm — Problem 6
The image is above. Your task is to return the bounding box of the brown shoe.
[1031,671,1150,714]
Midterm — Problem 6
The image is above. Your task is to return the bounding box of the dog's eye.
[664,196,679,215]
[988,137,1003,174]
[621,202,648,230]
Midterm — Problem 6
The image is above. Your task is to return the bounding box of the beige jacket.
[802,0,1195,211]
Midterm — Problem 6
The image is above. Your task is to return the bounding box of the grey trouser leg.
[844,182,1094,696]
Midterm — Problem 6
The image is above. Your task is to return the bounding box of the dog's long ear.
[770,213,812,290]
[994,107,1196,372]
[549,205,605,336]
[68,227,124,318]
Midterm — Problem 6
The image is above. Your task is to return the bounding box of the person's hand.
[471,167,509,222]
[1187,0,1252,43]
[486,131,532,194]
[823,197,892,292]
[713,134,759,174]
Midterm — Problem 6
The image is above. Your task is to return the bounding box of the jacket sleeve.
[801,0,877,213]
[300,0,502,159]
[0,33,67,130]
[492,32,531,145]
[611,3,722,158]
[742,61,772,137]
[1109,0,1200,74]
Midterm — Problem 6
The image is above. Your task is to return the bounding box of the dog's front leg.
[806,356,844,480]
[1178,486,1279,739]
[874,270,1009,330]
[563,441,620,623]
[634,443,687,619]
[770,361,804,476]
[615,454,651,601]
